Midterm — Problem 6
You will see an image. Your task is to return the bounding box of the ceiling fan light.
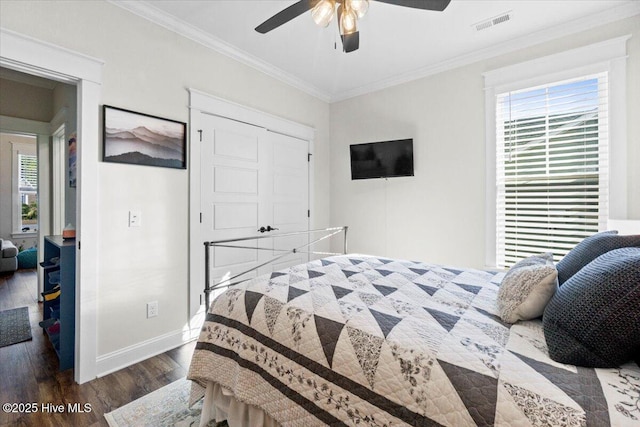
[350,0,369,19]
[312,0,335,27]
[340,9,357,35]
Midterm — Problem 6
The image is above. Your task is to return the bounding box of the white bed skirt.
[199,381,280,427]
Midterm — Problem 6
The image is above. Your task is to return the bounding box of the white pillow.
[497,252,558,324]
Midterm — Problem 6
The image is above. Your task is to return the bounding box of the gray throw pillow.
[543,247,640,368]
[497,253,558,324]
[556,231,640,284]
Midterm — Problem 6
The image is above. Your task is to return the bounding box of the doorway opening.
[1,27,102,382]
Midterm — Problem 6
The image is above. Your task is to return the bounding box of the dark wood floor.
[0,269,197,427]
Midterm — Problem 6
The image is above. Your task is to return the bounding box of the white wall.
[0,0,331,360]
[330,16,640,269]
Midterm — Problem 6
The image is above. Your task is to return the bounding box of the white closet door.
[200,114,309,294]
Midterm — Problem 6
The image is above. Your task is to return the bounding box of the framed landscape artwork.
[103,105,187,169]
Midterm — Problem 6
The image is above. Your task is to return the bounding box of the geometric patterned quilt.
[188,255,640,426]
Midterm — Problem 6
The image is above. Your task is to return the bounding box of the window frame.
[11,139,38,237]
[496,74,608,267]
[483,35,629,268]
[52,124,66,236]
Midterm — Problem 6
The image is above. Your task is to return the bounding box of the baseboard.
[95,329,193,378]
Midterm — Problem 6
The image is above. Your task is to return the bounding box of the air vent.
[475,21,493,32]
[473,11,513,32]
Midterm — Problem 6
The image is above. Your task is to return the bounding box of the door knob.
[258,225,278,233]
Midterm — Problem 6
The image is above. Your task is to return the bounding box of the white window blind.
[495,74,609,268]
[19,153,38,192]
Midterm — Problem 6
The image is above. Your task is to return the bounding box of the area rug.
[0,306,32,348]
[104,377,219,427]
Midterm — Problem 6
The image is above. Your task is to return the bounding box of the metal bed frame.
[204,226,348,308]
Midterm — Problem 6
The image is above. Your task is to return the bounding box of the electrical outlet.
[147,301,158,318]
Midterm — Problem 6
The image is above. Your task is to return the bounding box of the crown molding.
[108,0,331,103]
[330,1,640,102]
[108,0,639,104]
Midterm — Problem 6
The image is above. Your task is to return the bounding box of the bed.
[187,253,640,426]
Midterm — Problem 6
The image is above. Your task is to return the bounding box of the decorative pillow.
[543,247,640,367]
[556,230,640,285]
[497,252,558,323]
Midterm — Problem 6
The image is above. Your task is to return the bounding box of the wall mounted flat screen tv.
[350,139,414,180]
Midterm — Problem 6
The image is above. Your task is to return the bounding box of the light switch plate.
[129,211,141,227]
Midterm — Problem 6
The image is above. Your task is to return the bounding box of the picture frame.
[102,105,187,169]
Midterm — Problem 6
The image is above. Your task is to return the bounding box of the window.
[484,36,629,268]
[19,153,38,231]
[495,75,608,268]
[9,136,38,235]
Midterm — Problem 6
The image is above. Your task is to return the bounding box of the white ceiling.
[114,0,639,102]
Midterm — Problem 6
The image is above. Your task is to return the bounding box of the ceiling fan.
[255,0,452,53]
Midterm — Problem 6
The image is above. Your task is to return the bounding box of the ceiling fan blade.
[255,0,318,34]
[373,0,451,12]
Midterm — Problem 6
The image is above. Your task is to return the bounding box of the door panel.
[214,203,258,230]
[273,202,306,226]
[214,129,258,161]
[213,167,258,193]
[213,246,257,267]
[274,173,306,196]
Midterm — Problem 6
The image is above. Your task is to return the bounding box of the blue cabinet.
[42,235,76,371]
